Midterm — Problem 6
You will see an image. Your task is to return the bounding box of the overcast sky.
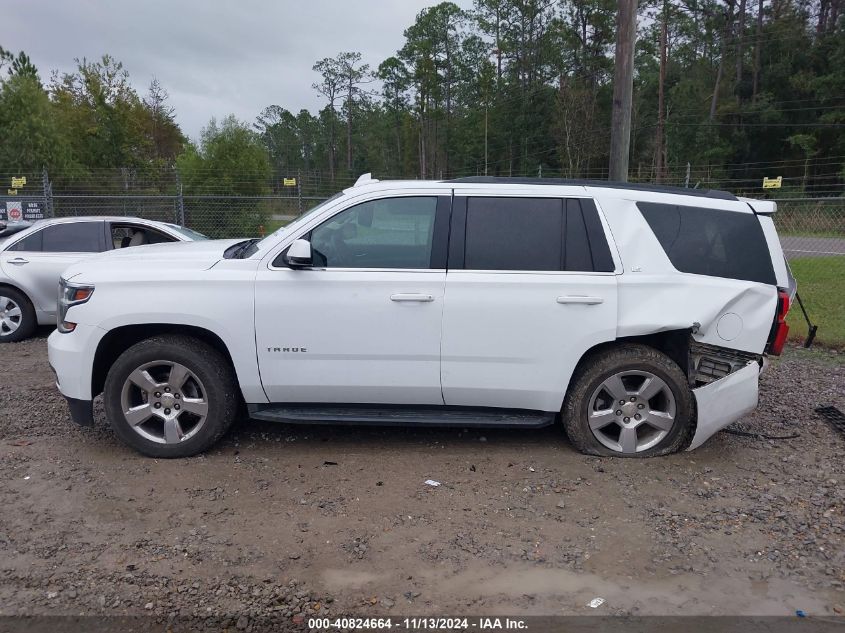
[1,0,473,141]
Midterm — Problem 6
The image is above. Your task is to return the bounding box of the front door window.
[309,197,438,269]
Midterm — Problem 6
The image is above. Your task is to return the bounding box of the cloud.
[1,0,473,140]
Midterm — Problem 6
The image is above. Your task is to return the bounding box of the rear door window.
[637,202,776,285]
[41,222,104,253]
[464,197,562,271]
[459,197,614,272]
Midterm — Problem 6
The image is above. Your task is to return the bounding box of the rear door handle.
[390,293,434,302]
[8,257,29,266]
[557,295,604,305]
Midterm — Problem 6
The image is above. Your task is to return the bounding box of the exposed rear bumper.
[687,361,761,450]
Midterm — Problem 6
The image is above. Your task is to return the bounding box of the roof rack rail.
[446,176,737,201]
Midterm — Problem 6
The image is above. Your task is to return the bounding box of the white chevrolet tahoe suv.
[48,176,794,458]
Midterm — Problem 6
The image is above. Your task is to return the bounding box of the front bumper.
[687,360,761,450]
[48,324,106,402]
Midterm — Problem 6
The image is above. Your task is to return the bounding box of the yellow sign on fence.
[762,176,782,189]
[10,176,26,188]
[283,178,297,187]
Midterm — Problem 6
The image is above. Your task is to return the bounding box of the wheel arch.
[92,324,244,402]
[0,281,37,309]
[567,329,693,394]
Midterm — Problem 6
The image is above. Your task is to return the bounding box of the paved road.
[781,235,845,259]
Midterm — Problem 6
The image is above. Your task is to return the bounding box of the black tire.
[103,335,239,458]
[562,344,694,457]
[0,286,37,343]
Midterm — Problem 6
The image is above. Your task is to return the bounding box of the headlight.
[57,278,95,333]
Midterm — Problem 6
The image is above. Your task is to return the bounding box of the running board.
[248,404,556,428]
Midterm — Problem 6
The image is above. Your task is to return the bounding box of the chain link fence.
[1,170,842,346]
[48,194,319,239]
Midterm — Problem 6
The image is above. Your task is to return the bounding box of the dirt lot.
[1,331,844,626]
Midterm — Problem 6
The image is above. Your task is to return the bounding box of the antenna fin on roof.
[354,173,379,187]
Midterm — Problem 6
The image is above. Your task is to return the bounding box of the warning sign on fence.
[0,200,45,222]
[6,201,22,221]
[762,176,782,189]
[283,178,297,187]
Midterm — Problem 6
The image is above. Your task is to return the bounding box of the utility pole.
[655,7,668,183]
[484,105,489,176]
[609,0,638,182]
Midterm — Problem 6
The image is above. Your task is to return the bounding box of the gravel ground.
[1,332,843,627]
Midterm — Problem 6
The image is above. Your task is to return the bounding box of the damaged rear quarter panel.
[599,196,778,354]
[617,275,777,354]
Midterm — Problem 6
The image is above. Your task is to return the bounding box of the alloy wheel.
[587,370,677,454]
[0,296,22,336]
[120,361,209,444]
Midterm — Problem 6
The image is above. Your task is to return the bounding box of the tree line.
[1,0,843,198]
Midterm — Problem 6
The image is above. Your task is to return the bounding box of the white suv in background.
[48,176,794,458]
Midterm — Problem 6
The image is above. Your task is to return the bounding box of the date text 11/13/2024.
[307,617,528,630]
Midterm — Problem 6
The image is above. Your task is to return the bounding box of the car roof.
[345,174,738,202]
[446,176,738,201]
[25,216,176,226]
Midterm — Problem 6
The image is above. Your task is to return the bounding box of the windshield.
[165,225,209,241]
[257,193,343,248]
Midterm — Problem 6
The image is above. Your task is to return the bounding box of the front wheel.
[562,344,694,457]
[103,335,239,457]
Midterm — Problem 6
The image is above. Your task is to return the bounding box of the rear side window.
[461,197,614,272]
[41,222,104,253]
[465,197,562,271]
[637,202,776,285]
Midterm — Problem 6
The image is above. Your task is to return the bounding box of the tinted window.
[465,198,562,271]
[310,197,438,269]
[8,230,43,252]
[41,222,103,253]
[461,197,614,272]
[564,198,592,271]
[638,202,776,285]
[579,199,615,272]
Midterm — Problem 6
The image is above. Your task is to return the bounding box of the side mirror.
[285,238,312,268]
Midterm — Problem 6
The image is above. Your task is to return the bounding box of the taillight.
[769,289,791,356]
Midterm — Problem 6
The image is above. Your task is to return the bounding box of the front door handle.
[557,295,604,305]
[8,257,29,266]
[390,293,434,302]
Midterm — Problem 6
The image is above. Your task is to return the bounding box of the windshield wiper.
[226,238,260,260]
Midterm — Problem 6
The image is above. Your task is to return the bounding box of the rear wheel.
[562,344,694,457]
[0,288,36,343]
[103,335,239,457]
